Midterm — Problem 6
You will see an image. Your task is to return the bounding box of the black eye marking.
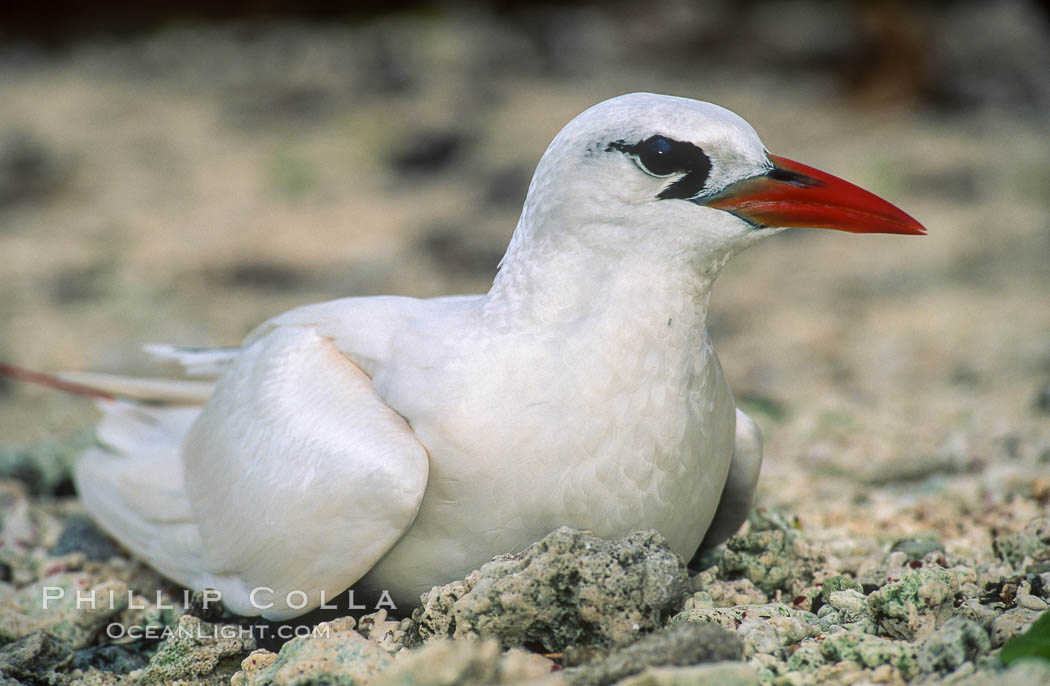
[606,136,712,200]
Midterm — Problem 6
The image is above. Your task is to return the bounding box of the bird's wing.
[74,315,430,621]
[176,324,429,620]
[242,296,422,373]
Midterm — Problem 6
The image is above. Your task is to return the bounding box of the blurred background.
[1,1,1048,539]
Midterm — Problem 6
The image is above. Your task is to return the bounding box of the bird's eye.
[634,136,683,177]
[607,135,713,200]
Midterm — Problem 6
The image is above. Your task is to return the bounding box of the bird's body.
[350,280,736,606]
[55,94,923,619]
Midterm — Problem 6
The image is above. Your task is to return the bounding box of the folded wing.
[76,326,429,620]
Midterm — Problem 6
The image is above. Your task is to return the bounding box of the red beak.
[704,154,926,235]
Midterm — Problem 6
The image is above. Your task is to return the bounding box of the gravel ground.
[1,5,1048,685]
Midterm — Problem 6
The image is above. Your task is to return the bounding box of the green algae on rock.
[1,572,129,649]
[995,518,1050,572]
[867,567,959,641]
[815,589,872,633]
[612,662,760,686]
[230,617,393,686]
[918,617,991,675]
[129,615,255,686]
[784,641,825,672]
[815,576,863,606]
[371,638,558,686]
[818,630,919,679]
[669,600,818,659]
[0,631,73,682]
[714,512,823,597]
[688,572,767,608]
[412,527,689,651]
[718,528,797,596]
[565,622,743,686]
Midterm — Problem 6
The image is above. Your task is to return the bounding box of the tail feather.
[143,344,240,377]
[0,357,218,592]
[76,447,204,586]
[57,372,213,404]
[94,400,200,463]
[0,361,215,404]
[0,362,114,400]
[75,399,207,588]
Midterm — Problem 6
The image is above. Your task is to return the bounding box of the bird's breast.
[361,314,736,606]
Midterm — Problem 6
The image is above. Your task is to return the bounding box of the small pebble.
[1016,594,1047,611]
[890,538,945,562]
[50,516,121,562]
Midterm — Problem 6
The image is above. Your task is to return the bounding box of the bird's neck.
[483,231,727,339]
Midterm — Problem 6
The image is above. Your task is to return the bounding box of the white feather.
[57,372,213,404]
[143,344,241,377]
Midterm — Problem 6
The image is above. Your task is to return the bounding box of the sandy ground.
[0,10,1048,683]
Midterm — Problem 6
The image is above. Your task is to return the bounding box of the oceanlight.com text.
[105,622,331,641]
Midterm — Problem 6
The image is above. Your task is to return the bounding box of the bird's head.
[513,93,924,274]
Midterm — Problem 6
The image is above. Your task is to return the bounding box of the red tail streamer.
[0,362,115,400]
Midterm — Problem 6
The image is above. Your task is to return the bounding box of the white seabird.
[45,93,924,619]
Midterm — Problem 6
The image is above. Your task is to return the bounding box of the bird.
[14,93,925,620]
